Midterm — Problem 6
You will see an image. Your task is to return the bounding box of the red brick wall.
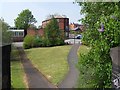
[59,19,64,30]
[27,28,44,37]
[27,18,69,38]
[37,29,44,36]
[42,18,69,31]
[27,29,36,36]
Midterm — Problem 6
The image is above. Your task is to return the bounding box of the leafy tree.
[14,9,37,37]
[0,18,12,45]
[76,2,120,47]
[44,16,64,46]
[77,2,120,88]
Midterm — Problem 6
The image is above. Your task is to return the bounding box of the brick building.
[27,15,69,38]
[42,16,69,38]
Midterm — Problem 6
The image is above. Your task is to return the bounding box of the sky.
[0,1,84,27]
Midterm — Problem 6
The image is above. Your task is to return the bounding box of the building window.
[14,32,18,37]
[13,31,24,37]
[19,32,24,37]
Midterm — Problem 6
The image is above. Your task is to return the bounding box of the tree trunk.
[24,29,27,37]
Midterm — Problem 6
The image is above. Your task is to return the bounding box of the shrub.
[77,3,120,88]
[55,38,65,46]
[42,37,51,47]
[77,13,120,88]
[78,45,112,88]
[23,35,34,49]
[33,36,43,47]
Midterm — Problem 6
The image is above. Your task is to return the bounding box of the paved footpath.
[17,47,56,88]
[58,44,80,88]
[14,42,80,88]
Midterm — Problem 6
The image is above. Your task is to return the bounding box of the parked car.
[75,34,82,39]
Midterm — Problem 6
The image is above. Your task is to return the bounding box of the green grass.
[11,46,27,88]
[77,45,90,56]
[25,45,72,85]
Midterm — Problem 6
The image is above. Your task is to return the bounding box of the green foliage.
[42,37,51,47]
[82,16,120,47]
[78,45,112,88]
[44,17,64,46]
[33,36,43,47]
[23,17,65,49]
[0,19,12,45]
[23,35,52,49]
[77,2,120,88]
[14,9,37,36]
[11,46,26,88]
[23,35,34,49]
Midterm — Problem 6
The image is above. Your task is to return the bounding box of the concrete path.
[17,47,56,88]
[13,42,80,88]
[12,42,23,47]
[58,44,80,88]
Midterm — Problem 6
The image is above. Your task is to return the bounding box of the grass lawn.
[25,45,72,85]
[11,46,27,88]
[77,45,90,56]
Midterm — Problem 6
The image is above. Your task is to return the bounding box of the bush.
[23,35,65,49]
[42,37,51,47]
[23,35,34,49]
[77,3,120,88]
[55,38,65,46]
[33,36,43,47]
[78,46,112,88]
[77,15,120,88]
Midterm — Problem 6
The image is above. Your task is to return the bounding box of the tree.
[0,18,12,45]
[44,17,64,46]
[77,2,120,47]
[76,2,120,88]
[14,9,37,37]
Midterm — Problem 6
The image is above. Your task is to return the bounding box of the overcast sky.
[0,1,84,27]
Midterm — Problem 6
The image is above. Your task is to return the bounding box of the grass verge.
[11,46,27,88]
[77,45,90,56]
[25,45,72,85]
